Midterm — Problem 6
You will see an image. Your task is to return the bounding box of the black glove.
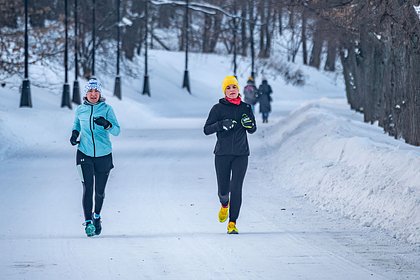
[94,116,112,129]
[241,114,254,129]
[70,130,80,146]
[220,119,237,131]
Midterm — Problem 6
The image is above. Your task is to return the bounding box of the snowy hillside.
[0,50,419,279]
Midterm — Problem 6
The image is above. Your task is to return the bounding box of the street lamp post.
[232,0,239,78]
[182,0,191,94]
[250,0,255,79]
[20,0,32,107]
[91,0,96,78]
[232,17,237,77]
[72,0,81,105]
[61,0,72,109]
[114,0,122,99]
[142,0,150,96]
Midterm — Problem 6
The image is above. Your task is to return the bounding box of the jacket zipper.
[232,105,237,154]
[89,105,96,157]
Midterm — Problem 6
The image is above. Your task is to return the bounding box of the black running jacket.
[204,98,257,156]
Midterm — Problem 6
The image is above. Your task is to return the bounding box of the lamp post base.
[61,83,72,109]
[182,70,191,94]
[114,75,122,100]
[72,80,81,105]
[142,75,150,96]
[20,79,32,108]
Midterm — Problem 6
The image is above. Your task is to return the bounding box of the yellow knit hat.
[221,75,240,94]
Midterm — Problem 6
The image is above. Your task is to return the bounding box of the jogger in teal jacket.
[72,94,120,157]
[70,79,120,237]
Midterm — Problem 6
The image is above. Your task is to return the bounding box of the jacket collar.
[83,96,106,106]
[219,97,241,106]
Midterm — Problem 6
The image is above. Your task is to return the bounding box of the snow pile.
[265,99,420,244]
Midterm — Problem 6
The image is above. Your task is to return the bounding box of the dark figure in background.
[257,79,273,123]
[243,77,258,112]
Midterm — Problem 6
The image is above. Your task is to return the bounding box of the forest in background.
[1,0,420,145]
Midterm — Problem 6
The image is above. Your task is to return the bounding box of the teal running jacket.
[72,100,120,157]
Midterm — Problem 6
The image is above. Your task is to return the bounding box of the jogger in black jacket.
[204,75,256,234]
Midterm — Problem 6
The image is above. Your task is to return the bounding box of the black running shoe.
[92,215,102,236]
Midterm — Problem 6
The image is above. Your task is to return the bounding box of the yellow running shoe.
[218,204,229,223]
[227,221,238,234]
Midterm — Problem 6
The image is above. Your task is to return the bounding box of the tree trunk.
[324,37,337,71]
[258,0,266,58]
[309,20,323,69]
[202,14,211,53]
[302,9,308,65]
[278,2,283,36]
[208,13,222,53]
[240,2,248,56]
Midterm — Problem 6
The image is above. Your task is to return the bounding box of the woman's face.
[86,89,100,103]
[224,84,239,99]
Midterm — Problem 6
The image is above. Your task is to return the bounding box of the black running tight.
[215,155,248,223]
[80,164,109,221]
[76,150,113,221]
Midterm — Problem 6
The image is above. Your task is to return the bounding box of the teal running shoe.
[84,220,96,237]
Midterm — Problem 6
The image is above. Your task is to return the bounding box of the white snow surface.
[0,50,419,279]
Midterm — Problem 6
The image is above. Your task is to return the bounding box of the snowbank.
[265,98,420,244]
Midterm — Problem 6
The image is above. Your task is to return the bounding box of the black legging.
[77,150,113,221]
[80,164,109,221]
[215,155,248,223]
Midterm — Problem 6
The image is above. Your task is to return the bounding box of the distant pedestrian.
[204,75,257,234]
[243,76,258,112]
[257,78,273,123]
[69,79,120,237]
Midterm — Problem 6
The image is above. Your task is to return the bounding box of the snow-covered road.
[1,115,418,279]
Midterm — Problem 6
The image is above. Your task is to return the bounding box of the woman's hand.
[220,119,237,131]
